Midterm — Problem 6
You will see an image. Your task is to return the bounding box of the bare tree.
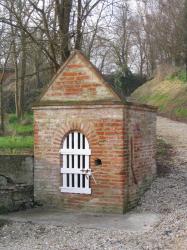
[0,23,12,133]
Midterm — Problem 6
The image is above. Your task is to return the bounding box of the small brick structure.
[33,50,157,213]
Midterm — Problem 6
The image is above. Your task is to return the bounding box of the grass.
[9,123,33,136]
[0,113,34,153]
[131,75,187,121]
[8,113,33,136]
[166,70,187,83]
[0,136,33,149]
[174,108,187,118]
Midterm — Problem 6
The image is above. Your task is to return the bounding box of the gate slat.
[74,155,78,188]
[85,155,89,189]
[62,155,67,187]
[74,132,78,149]
[64,137,67,149]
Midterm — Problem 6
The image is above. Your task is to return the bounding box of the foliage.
[105,70,147,97]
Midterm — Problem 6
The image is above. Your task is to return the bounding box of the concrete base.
[0,208,159,232]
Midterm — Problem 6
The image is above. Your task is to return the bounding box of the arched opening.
[60,131,91,194]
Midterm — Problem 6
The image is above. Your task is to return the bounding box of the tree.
[0,22,12,133]
[183,0,187,79]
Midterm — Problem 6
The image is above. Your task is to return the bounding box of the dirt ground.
[0,116,187,250]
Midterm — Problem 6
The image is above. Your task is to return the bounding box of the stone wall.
[0,155,34,213]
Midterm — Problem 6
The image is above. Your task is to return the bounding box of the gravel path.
[0,116,187,250]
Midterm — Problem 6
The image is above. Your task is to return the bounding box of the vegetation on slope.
[0,113,33,154]
[131,70,187,121]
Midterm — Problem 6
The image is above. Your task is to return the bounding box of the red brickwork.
[41,52,120,103]
[34,106,127,213]
[33,51,157,213]
[125,105,157,210]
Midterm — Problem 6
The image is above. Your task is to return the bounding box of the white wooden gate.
[60,131,91,194]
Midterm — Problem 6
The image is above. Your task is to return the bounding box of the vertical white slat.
[74,131,78,149]
[63,155,67,188]
[79,172,83,188]
[69,152,72,188]
[63,137,67,149]
[69,133,72,149]
[80,155,83,169]
[80,153,83,189]
[80,132,82,149]
[80,154,83,188]
[74,174,77,188]
[85,137,89,151]
[74,155,78,169]
[69,154,72,169]
[74,155,78,188]
[85,155,89,189]
[85,155,89,170]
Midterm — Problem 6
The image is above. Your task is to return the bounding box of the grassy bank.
[131,70,187,122]
[0,113,33,154]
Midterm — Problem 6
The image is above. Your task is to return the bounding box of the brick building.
[33,50,157,213]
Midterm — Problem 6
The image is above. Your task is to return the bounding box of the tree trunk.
[0,50,11,133]
[55,0,73,63]
[0,75,5,133]
[12,39,19,117]
[18,31,27,120]
[75,0,83,50]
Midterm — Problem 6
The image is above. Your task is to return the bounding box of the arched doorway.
[60,131,91,194]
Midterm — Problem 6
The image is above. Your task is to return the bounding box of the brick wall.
[125,104,157,210]
[34,106,127,213]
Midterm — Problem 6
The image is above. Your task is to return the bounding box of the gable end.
[36,50,124,106]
